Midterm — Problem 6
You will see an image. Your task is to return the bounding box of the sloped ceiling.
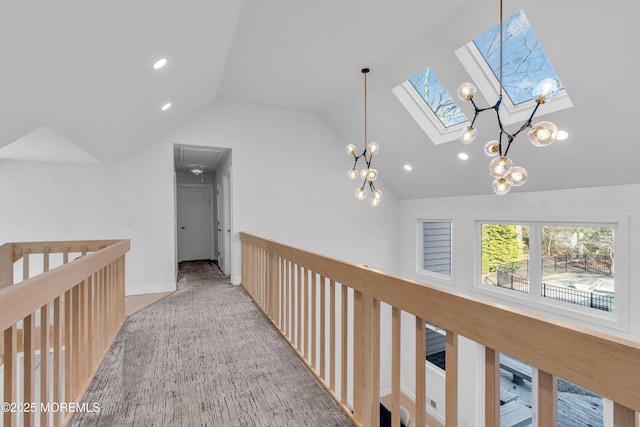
[2,0,639,199]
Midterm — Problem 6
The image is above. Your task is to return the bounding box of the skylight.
[473,10,563,105]
[394,9,571,145]
[407,68,467,128]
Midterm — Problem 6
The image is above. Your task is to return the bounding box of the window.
[392,69,469,145]
[541,226,614,312]
[408,68,467,128]
[473,10,563,105]
[455,10,572,124]
[395,10,572,145]
[421,221,452,277]
[478,218,625,324]
[481,223,529,293]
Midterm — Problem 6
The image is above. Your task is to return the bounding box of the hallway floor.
[70,261,352,426]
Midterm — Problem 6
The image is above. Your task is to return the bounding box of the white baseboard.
[231,275,242,286]
[126,281,176,296]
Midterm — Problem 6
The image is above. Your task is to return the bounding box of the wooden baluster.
[43,246,50,273]
[445,331,459,427]
[279,258,284,329]
[64,288,73,407]
[341,284,348,405]
[329,279,336,391]
[24,312,35,427]
[284,261,289,338]
[72,283,81,400]
[295,265,307,354]
[311,272,316,370]
[371,297,380,427]
[319,275,326,381]
[3,326,17,427]
[537,369,557,426]
[353,291,374,426]
[303,268,308,358]
[53,296,62,427]
[391,307,401,427]
[297,265,302,352]
[485,347,500,427]
[613,403,638,427]
[87,274,94,377]
[23,250,34,427]
[41,303,50,427]
[415,317,426,427]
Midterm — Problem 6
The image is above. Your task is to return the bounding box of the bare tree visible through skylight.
[408,68,468,128]
[473,10,563,105]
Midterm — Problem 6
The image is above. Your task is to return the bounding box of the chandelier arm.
[503,135,516,157]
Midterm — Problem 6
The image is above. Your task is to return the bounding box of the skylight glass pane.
[473,10,563,105]
[408,68,467,128]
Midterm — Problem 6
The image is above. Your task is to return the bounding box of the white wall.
[399,183,640,425]
[0,99,401,289]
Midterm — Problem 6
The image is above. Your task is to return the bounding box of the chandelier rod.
[499,0,504,96]
[363,68,369,151]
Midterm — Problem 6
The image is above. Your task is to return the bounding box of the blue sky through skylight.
[473,10,563,105]
[408,68,467,128]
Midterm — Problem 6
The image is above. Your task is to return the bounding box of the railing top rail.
[0,239,130,332]
[4,239,123,262]
[240,232,640,411]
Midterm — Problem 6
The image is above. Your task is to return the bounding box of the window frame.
[473,214,629,332]
[416,218,455,286]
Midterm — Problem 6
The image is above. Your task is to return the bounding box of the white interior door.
[177,184,213,261]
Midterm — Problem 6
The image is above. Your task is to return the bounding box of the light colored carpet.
[71,260,353,426]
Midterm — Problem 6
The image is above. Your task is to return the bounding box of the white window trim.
[472,214,629,332]
[455,42,573,124]
[392,81,468,146]
[415,218,456,287]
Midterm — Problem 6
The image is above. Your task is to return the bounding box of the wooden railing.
[0,239,130,427]
[240,232,640,427]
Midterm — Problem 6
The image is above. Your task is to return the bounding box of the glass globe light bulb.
[367,141,379,156]
[355,187,367,200]
[347,168,358,179]
[460,126,477,144]
[532,78,560,103]
[346,144,357,155]
[360,169,368,180]
[458,82,476,101]
[369,197,381,207]
[528,121,558,147]
[364,168,378,181]
[492,177,512,195]
[506,166,528,186]
[372,189,383,201]
[489,156,513,178]
[483,140,500,157]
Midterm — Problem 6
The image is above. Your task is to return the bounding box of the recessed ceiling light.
[403,164,413,171]
[458,152,469,160]
[161,102,172,111]
[557,130,569,141]
[152,58,167,70]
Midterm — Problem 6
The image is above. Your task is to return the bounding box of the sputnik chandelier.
[346,68,383,207]
[457,0,562,195]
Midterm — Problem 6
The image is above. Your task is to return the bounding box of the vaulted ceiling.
[1,0,637,199]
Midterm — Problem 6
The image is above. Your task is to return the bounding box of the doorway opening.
[173,144,232,276]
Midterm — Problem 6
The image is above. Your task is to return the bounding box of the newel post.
[0,243,13,289]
